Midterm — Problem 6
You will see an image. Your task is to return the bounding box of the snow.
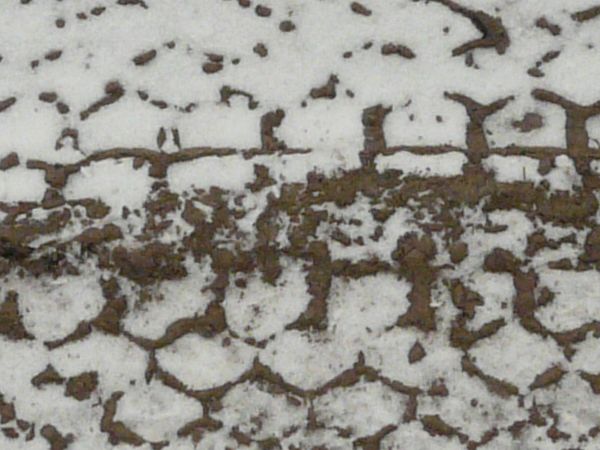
[167,154,254,192]
[122,260,214,340]
[1,0,600,448]
[0,166,47,202]
[65,158,153,215]
[470,323,566,392]
[114,381,202,442]
[483,155,581,191]
[313,382,407,436]
[261,330,357,390]
[223,260,311,341]
[215,382,306,440]
[156,334,256,390]
[6,270,105,342]
[377,151,467,177]
[327,274,411,338]
[536,270,600,332]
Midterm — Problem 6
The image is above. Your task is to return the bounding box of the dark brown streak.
[429,0,510,56]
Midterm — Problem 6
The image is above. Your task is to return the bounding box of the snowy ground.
[1,0,600,449]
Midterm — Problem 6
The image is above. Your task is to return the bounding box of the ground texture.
[1,0,600,449]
